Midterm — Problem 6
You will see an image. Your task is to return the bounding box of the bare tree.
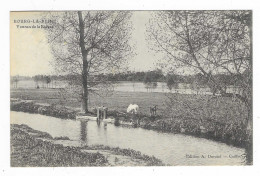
[45,76,51,88]
[147,10,252,130]
[44,11,133,113]
[11,76,19,88]
[33,75,39,88]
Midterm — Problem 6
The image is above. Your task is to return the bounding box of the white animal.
[127,104,139,114]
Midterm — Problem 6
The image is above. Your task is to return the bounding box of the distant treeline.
[96,70,240,88]
[11,70,242,89]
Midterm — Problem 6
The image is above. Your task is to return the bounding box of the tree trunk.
[246,103,253,131]
[78,11,89,114]
[82,60,88,114]
[247,11,253,132]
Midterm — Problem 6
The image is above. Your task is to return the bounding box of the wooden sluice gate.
[97,106,108,120]
[76,106,114,123]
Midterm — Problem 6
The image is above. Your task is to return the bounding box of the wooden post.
[103,109,106,119]
[97,107,100,120]
[103,107,108,119]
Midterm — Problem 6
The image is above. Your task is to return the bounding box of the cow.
[127,104,139,114]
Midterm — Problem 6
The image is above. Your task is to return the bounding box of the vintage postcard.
[10,10,253,166]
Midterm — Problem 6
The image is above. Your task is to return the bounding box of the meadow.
[10,88,248,124]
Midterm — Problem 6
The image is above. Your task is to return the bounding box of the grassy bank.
[11,124,107,167]
[11,124,164,166]
[10,99,77,119]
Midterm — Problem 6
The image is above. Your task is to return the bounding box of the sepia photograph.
[10,10,253,167]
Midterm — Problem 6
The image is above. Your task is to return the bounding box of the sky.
[10,11,162,77]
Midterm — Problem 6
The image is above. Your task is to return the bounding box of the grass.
[11,88,248,123]
[11,88,167,114]
[11,101,77,119]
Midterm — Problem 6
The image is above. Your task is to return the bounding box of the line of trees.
[11,70,243,95]
[33,75,51,88]
[29,71,242,92]
[94,70,236,85]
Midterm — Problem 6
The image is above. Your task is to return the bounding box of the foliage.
[147,10,252,129]
[166,74,177,90]
[33,75,52,88]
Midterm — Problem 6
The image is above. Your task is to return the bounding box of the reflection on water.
[11,111,246,165]
[80,120,87,144]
